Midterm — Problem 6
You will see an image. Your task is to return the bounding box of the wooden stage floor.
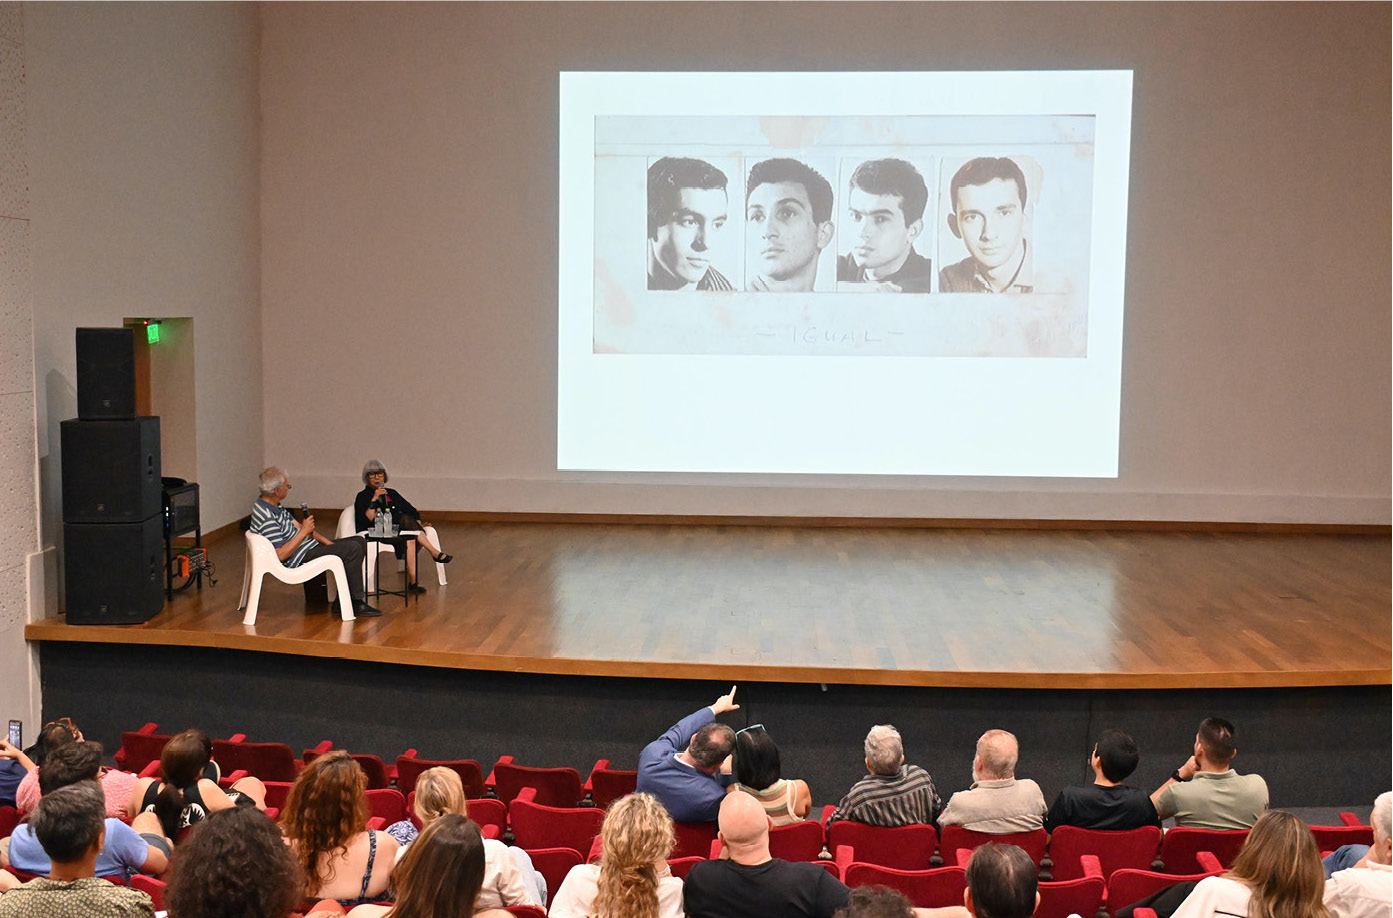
[26,522,1392,690]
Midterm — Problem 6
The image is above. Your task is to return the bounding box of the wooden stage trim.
[28,522,1392,691]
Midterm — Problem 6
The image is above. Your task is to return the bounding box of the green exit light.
[146,322,160,344]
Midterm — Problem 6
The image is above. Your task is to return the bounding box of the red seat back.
[1159,827,1248,874]
[504,906,548,918]
[210,739,299,783]
[588,768,638,809]
[1048,825,1162,879]
[304,750,390,789]
[493,761,583,808]
[671,821,719,859]
[844,863,968,908]
[520,846,583,900]
[827,821,938,870]
[1107,867,1217,913]
[510,788,606,853]
[666,855,705,880]
[0,806,19,839]
[262,781,293,812]
[466,797,508,837]
[1310,823,1375,851]
[395,756,485,798]
[365,788,407,825]
[131,875,167,911]
[1035,875,1105,918]
[940,825,1048,867]
[117,730,172,774]
[768,820,826,862]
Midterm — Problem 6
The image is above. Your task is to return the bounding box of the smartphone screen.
[6,719,20,748]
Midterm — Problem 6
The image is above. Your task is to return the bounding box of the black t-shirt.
[1044,783,1161,832]
[684,858,851,918]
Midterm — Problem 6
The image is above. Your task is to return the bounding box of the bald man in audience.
[1323,791,1392,918]
[937,729,1047,833]
[964,843,1038,918]
[1150,716,1267,829]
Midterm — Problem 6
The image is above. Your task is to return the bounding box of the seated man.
[635,686,739,823]
[938,729,1046,833]
[1044,729,1160,832]
[252,466,381,618]
[1150,716,1267,829]
[830,724,941,827]
[3,743,169,880]
[964,843,1038,918]
[1323,791,1392,918]
[684,792,851,918]
[0,782,155,918]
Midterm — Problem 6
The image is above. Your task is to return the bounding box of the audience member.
[836,884,971,918]
[730,725,811,826]
[0,782,155,917]
[1044,729,1160,832]
[128,728,267,838]
[346,814,511,918]
[684,791,851,918]
[5,746,169,880]
[13,719,136,817]
[383,766,542,908]
[1151,717,1268,829]
[550,792,684,918]
[938,730,1047,833]
[0,739,33,809]
[1323,791,1392,918]
[830,725,942,827]
[964,843,1038,918]
[164,806,301,918]
[636,685,739,823]
[280,750,399,905]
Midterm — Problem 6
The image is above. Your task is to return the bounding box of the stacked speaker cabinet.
[62,328,164,625]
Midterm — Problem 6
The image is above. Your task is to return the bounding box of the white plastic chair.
[238,531,355,625]
[336,505,448,589]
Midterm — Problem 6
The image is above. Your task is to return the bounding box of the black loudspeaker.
[64,515,164,624]
[76,327,137,420]
[60,417,161,523]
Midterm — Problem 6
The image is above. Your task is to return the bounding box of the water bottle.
[384,508,394,535]
[374,506,384,536]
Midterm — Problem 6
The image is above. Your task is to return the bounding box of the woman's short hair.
[594,793,675,918]
[165,807,301,918]
[31,780,106,863]
[280,750,369,890]
[387,813,486,918]
[733,725,782,791]
[361,459,388,486]
[412,767,467,826]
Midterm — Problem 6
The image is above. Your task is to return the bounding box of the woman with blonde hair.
[380,766,542,910]
[1166,809,1333,918]
[549,792,683,918]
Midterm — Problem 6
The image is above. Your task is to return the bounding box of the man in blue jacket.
[636,686,740,823]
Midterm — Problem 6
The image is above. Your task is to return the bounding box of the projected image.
[835,157,934,293]
[646,157,738,292]
[744,157,837,293]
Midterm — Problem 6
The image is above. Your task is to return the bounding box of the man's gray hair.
[258,467,287,495]
[865,724,904,775]
[31,780,106,863]
[1373,791,1392,842]
[976,729,1019,780]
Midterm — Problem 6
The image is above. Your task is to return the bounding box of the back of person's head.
[1372,791,1392,845]
[595,792,675,918]
[31,780,105,864]
[864,725,904,776]
[975,729,1019,780]
[835,885,915,918]
[688,722,736,771]
[733,725,782,791]
[280,750,369,887]
[1196,717,1237,765]
[849,158,929,225]
[718,788,771,851]
[388,813,486,918]
[165,806,301,918]
[152,729,214,839]
[38,740,103,795]
[1093,729,1140,783]
[1228,810,1330,918]
[965,843,1037,918]
[413,766,466,826]
[29,718,78,767]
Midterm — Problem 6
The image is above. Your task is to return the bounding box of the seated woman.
[164,806,303,918]
[280,750,399,907]
[346,814,511,918]
[10,718,136,818]
[354,460,451,593]
[727,725,811,825]
[128,729,267,839]
[383,766,543,909]
[549,792,684,918]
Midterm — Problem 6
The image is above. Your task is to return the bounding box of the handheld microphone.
[300,501,310,520]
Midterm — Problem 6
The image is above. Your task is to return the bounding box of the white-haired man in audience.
[937,729,1046,833]
[830,724,942,826]
[1323,791,1392,918]
[1150,716,1267,829]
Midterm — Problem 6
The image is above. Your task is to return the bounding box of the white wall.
[260,2,1390,524]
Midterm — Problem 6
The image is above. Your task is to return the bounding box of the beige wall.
[260,2,1390,523]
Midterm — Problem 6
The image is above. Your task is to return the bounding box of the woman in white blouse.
[550,792,683,918]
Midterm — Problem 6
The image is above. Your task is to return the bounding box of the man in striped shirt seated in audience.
[829,724,942,827]
[251,466,382,618]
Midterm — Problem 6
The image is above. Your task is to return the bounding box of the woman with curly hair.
[345,815,511,918]
[128,728,267,839]
[549,792,683,918]
[280,750,398,906]
[165,806,303,918]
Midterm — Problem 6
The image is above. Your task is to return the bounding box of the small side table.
[363,530,418,607]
